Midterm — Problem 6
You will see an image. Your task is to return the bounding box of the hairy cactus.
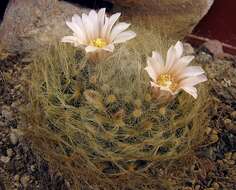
[24,30,210,189]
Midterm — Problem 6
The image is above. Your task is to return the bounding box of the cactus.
[23,30,210,189]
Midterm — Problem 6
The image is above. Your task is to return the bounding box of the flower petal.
[71,14,87,42]
[98,8,106,32]
[82,13,95,40]
[171,55,195,75]
[150,81,160,88]
[181,86,198,99]
[147,56,163,77]
[103,12,121,37]
[145,66,158,81]
[179,74,207,87]
[110,22,131,41]
[151,82,175,95]
[66,21,82,36]
[102,44,115,52]
[174,41,184,58]
[152,51,164,66]
[101,16,109,38]
[165,45,177,71]
[177,55,195,66]
[113,31,136,44]
[159,86,175,94]
[61,36,80,46]
[85,45,99,53]
[178,66,205,79]
[88,10,99,38]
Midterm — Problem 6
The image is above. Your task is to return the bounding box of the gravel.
[9,132,19,146]
[0,54,70,190]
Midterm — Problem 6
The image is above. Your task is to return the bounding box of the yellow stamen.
[90,38,107,48]
[157,74,178,91]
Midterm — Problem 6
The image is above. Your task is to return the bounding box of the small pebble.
[224,152,232,160]
[0,121,6,127]
[14,175,20,182]
[1,106,13,120]
[21,57,33,63]
[20,175,30,188]
[11,101,20,108]
[15,154,21,160]
[65,180,71,189]
[7,148,13,157]
[212,182,220,190]
[10,132,18,145]
[224,120,236,134]
[2,137,7,142]
[197,52,212,63]
[232,152,236,160]
[14,182,20,189]
[225,160,235,165]
[230,111,236,119]
[224,118,232,125]
[194,185,201,190]
[0,156,10,163]
[217,160,224,165]
[30,165,36,172]
[183,43,195,55]
[183,187,192,190]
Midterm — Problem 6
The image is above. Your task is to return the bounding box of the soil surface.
[0,47,235,190]
[0,54,70,190]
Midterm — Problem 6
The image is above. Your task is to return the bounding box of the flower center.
[90,38,107,48]
[157,74,178,91]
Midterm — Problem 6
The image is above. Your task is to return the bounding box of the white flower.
[61,8,136,53]
[145,41,207,99]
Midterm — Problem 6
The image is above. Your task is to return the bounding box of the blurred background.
[0,0,235,53]
[0,0,8,21]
